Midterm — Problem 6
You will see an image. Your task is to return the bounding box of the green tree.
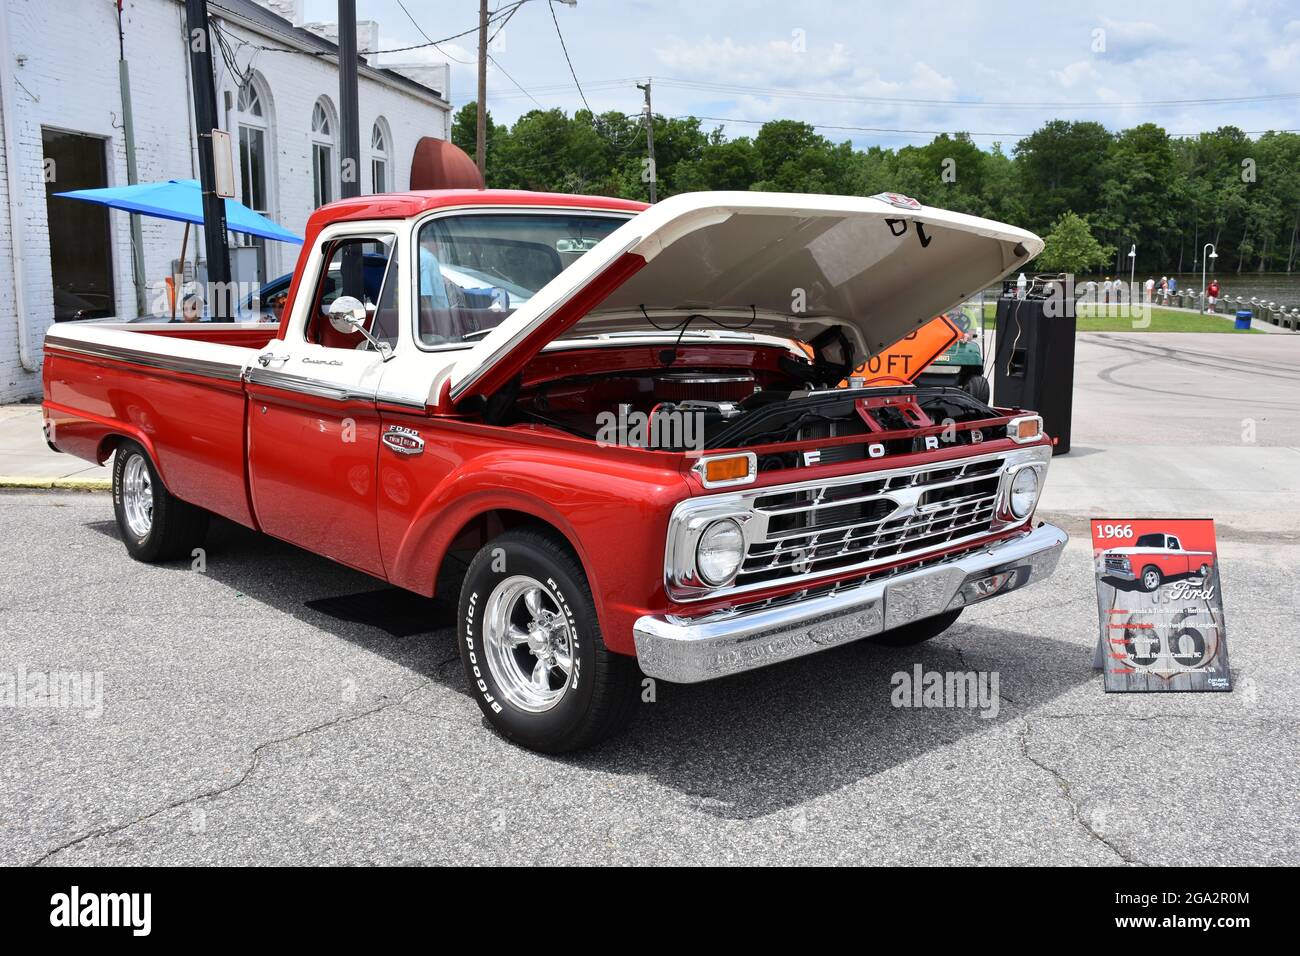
[454,105,1300,281]
[1013,121,1113,230]
[1038,211,1114,274]
[451,102,495,165]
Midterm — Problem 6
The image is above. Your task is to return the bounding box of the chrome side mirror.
[325,295,392,359]
[327,295,367,334]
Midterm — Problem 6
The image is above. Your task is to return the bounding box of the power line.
[484,71,1300,112]
[682,114,1300,140]
[221,1,525,58]
[547,0,592,115]
[395,0,472,64]
[648,75,1300,111]
[489,53,543,109]
[684,115,1025,138]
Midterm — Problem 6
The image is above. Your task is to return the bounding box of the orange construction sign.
[841,314,962,387]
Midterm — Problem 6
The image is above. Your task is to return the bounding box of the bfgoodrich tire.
[870,609,963,647]
[457,528,640,753]
[111,440,209,562]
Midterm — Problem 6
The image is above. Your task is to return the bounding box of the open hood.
[446,191,1042,403]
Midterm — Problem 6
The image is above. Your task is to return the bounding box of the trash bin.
[1235,310,1252,330]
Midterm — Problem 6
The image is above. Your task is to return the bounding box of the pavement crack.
[26,679,433,866]
[1015,717,1146,866]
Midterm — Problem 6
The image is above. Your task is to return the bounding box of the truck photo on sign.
[1091,518,1232,692]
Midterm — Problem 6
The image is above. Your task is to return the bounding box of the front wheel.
[870,609,963,647]
[112,440,209,562]
[961,373,991,404]
[457,528,639,753]
[1140,565,1163,592]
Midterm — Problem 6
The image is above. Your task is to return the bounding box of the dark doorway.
[43,129,115,321]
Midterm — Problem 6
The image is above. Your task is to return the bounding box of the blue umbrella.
[54,178,302,244]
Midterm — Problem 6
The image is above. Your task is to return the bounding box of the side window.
[305,234,398,350]
[1167,536,1180,550]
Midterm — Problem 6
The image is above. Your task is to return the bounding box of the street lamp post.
[1201,243,1218,313]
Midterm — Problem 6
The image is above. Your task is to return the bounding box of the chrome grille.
[680,539,999,624]
[738,457,1005,587]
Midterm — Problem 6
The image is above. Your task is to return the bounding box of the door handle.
[257,352,290,367]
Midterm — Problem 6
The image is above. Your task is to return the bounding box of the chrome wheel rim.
[1143,569,1160,590]
[482,575,575,713]
[122,454,154,538]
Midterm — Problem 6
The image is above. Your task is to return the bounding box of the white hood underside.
[447,191,1042,401]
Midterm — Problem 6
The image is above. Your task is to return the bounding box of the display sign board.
[844,314,961,386]
[1090,518,1232,692]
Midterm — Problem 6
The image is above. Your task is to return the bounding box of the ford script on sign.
[42,189,1067,752]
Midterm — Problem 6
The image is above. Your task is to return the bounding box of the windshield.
[416,211,629,347]
[1135,533,1166,548]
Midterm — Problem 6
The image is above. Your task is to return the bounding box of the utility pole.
[116,1,146,317]
[337,0,361,200]
[183,0,231,318]
[476,0,488,178]
[637,78,656,203]
[337,0,362,300]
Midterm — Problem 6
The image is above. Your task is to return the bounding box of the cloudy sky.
[302,0,1300,149]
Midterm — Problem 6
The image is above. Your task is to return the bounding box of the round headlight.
[1009,467,1039,518]
[696,519,744,585]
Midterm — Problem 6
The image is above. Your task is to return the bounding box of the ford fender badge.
[382,425,424,455]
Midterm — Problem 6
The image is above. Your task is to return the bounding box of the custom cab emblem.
[382,425,425,456]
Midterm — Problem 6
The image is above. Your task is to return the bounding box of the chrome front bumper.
[633,522,1068,683]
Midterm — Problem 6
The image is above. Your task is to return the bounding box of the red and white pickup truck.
[1102,532,1215,592]
[42,188,1066,752]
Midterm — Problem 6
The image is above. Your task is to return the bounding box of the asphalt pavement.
[2,331,1298,865]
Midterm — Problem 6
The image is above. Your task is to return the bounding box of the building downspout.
[0,0,37,372]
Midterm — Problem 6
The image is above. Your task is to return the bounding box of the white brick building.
[0,0,452,401]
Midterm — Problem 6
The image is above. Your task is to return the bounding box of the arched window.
[235,73,276,283]
[311,96,337,207]
[371,118,390,193]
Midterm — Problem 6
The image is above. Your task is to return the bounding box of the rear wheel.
[111,440,209,562]
[870,609,963,647]
[457,528,639,753]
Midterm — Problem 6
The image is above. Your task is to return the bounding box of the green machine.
[915,299,991,403]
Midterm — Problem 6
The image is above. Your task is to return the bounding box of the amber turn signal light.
[1008,415,1043,444]
[693,453,757,488]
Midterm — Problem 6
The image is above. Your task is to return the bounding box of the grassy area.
[1075,306,1257,333]
[976,302,1256,333]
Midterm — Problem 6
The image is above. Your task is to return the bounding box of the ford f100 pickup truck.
[42,188,1067,752]
[1102,532,1215,592]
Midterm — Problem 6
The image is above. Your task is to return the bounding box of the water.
[1161,273,1300,309]
[986,272,1300,311]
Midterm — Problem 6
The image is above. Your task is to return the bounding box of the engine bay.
[506,361,1007,469]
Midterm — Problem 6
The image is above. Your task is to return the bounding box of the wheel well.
[97,433,132,465]
[97,434,119,464]
[434,509,579,596]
